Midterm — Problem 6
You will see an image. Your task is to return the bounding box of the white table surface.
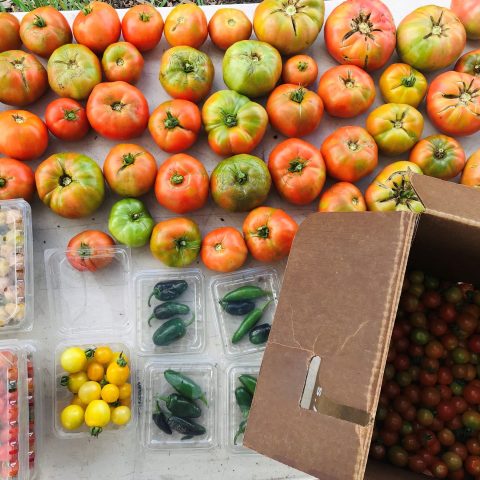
[3,0,478,478]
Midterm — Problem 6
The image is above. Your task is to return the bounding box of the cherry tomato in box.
[122,4,164,52]
[45,98,90,142]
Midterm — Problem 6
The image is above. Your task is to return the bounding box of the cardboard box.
[244,174,480,479]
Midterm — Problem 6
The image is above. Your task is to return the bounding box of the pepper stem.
[148,291,156,307]
[183,313,195,328]
[148,313,157,327]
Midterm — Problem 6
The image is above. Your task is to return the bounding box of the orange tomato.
[208,8,252,50]
[164,3,207,48]
[122,4,164,52]
[318,182,366,212]
[86,362,105,382]
[0,13,21,53]
[282,55,318,87]
[0,159,35,202]
[461,150,480,187]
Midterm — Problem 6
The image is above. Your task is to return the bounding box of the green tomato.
[108,198,154,247]
[210,154,272,212]
[222,40,282,98]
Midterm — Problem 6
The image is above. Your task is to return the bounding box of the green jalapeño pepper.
[234,418,248,445]
[219,300,255,316]
[249,323,271,345]
[148,301,190,326]
[152,402,172,435]
[239,374,257,396]
[164,370,208,406]
[152,315,194,346]
[148,280,188,306]
[157,393,201,418]
[232,300,272,344]
[166,414,206,440]
[221,285,270,303]
[235,386,253,418]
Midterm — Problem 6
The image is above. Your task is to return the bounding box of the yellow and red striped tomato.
[455,50,480,78]
[0,13,20,53]
[461,150,480,188]
[101,42,144,85]
[0,159,35,202]
[164,3,207,48]
[282,55,318,87]
[318,183,366,213]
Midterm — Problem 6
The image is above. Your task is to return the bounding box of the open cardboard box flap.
[244,175,480,479]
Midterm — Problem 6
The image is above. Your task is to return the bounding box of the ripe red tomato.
[66,230,115,272]
[451,0,480,40]
[266,84,323,137]
[101,42,144,84]
[318,65,375,118]
[466,456,480,476]
[0,158,35,202]
[164,3,207,48]
[468,335,480,353]
[103,143,157,198]
[86,81,149,140]
[268,138,326,205]
[0,13,20,53]
[243,206,298,262]
[45,98,90,142]
[154,154,209,214]
[321,126,378,182]
[201,227,248,273]
[208,8,252,50]
[121,4,164,52]
[73,1,121,54]
[148,99,201,154]
[318,182,366,213]
[0,110,48,161]
[464,384,480,405]
[282,55,318,87]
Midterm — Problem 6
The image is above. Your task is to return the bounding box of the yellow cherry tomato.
[101,384,119,403]
[78,381,101,404]
[70,395,87,408]
[60,347,88,374]
[63,371,88,393]
[106,356,130,386]
[119,397,131,408]
[111,351,129,365]
[87,362,105,382]
[94,346,113,365]
[111,406,131,426]
[61,404,84,430]
[118,383,132,400]
[85,400,111,437]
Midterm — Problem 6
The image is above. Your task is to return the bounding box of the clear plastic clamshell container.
[44,246,131,336]
[140,361,217,450]
[0,200,33,333]
[225,362,259,454]
[134,270,205,355]
[211,267,280,358]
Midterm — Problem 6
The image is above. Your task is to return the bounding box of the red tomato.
[318,65,376,118]
[66,230,115,272]
[282,55,318,87]
[0,158,35,202]
[73,1,121,54]
[318,182,366,213]
[451,0,480,40]
[121,4,164,52]
[427,72,480,137]
[86,81,149,140]
[455,49,480,78]
[208,8,252,50]
[321,126,377,182]
[164,3,207,48]
[101,42,144,84]
[154,154,209,214]
[0,13,21,53]
[45,98,90,142]
[201,227,248,273]
[0,110,48,161]
[466,456,480,476]
[103,143,157,197]
[148,99,201,153]
[268,138,326,205]
[242,206,298,262]
[461,150,480,188]
[266,84,323,137]
[464,383,480,405]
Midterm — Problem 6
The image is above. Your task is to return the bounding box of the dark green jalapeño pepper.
[234,418,248,445]
[157,393,201,418]
[152,402,172,435]
[249,323,271,345]
[239,374,257,396]
[166,415,206,440]
[221,285,270,303]
[152,315,194,346]
[232,300,272,344]
[164,370,208,405]
[235,386,253,418]
[148,302,190,326]
[219,299,255,316]
[148,280,188,306]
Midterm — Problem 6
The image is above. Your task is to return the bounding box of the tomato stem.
[139,12,152,22]
[183,61,194,73]
[85,348,95,358]
[33,14,46,27]
[347,140,359,152]
[0,178,5,188]
[255,225,270,239]
[214,243,223,252]
[290,88,305,104]
[77,242,92,259]
[235,170,248,185]
[297,61,308,72]
[164,111,180,129]
[63,109,79,122]
[122,153,141,167]
[288,159,306,173]
[116,57,125,67]
[434,147,447,160]
[401,74,417,88]
[111,101,126,112]
[59,174,72,187]
[223,112,237,128]
[90,427,102,437]
[170,173,184,185]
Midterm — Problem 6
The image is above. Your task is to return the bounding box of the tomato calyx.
[344,11,379,41]
[297,61,308,72]
[32,15,47,28]
[63,109,79,122]
[290,88,306,104]
[90,426,102,438]
[390,110,408,131]
[426,11,446,38]
[227,18,236,27]
[164,111,181,130]
[433,146,447,160]
[11,114,25,124]
[380,173,422,210]
[341,72,356,89]
[170,173,184,185]
[121,152,141,169]
[347,140,360,152]
[288,158,307,173]
[59,174,72,187]
[85,348,95,358]
[116,57,125,67]
[214,242,223,252]
[402,74,417,88]
[111,101,126,113]
[174,236,200,253]
[116,353,127,367]
[181,60,194,74]
[442,78,480,108]
[234,170,248,185]
[253,225,270,239]
[10,57,25,72]
[60,376,69,387]
[139,12,152,22]
[81,4,93,16]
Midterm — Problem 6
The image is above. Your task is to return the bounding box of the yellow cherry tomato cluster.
[59,345,132,436]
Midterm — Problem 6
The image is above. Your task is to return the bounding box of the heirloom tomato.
[47,44,101,100]
[0,51,47,107]
[268,138,326,205]
[426,72,480,137]
[365,161,424,212]
[266,84,323,137]
[211,154,271,212]
[451,0,480,40]
[379,63,428,108]
[208,8,252,50]
[0,13,20,53]
[73,1,121,54]
[455,50,480,77]
[324,0,396,72]
[159,46,214,103]
[154,153,209,214]
[86,81,149,140]
[108,198,154,248]
[0,159,35,202]
[164,3,207,48]
[66,230,115,272]
[202,90,268,156]
[317,65,375,118]
[396,5,466,72]
[101,42,144,84]
[321,126,377,183]
[35,152,105,219]
[122,4,164,52]
[243,206,298,263]
[45,98,90,142]
[150,217,202,268]
[103,143,157,197]
[366,103,424,156]
[253,0,324,55]
[318,182,366,213]
[461,150,480,188]
[201,227,248,273]
[282,55,318,87]
[222,40,282,98]
[20,7,71,58]
[148,99,201,153]
[0,110,48,161]
[409,135,466,180]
